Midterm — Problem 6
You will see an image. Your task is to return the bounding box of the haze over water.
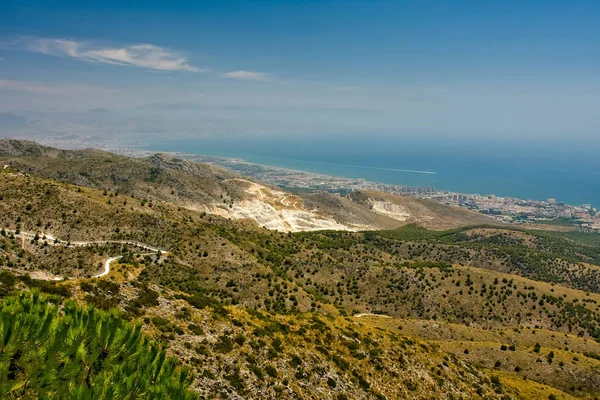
[148,135,600,208]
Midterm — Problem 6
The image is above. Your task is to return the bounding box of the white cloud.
[24,38,203,72]
[222,70,271,81]
[0,79,119,96]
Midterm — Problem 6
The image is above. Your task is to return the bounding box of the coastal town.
[57,144,600,233]
[191,154,600,232]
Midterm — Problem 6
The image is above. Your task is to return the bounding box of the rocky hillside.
[0,139,495,232]
[0,138,246,205]
[1,163,600,398]
[313,190,494,230]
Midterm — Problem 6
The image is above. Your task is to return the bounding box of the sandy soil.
[208,179,369,232]
[370,200,411,221]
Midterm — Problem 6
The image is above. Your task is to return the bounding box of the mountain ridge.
[0,138,496,232]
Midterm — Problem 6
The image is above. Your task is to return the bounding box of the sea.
[145,134,600,208]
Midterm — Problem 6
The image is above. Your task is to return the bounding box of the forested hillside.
[0,142,599,399]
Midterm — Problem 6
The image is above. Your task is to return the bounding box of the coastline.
[5,136,599,231]
[111,147,600,232]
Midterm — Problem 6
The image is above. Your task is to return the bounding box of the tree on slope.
[0,290,196,399]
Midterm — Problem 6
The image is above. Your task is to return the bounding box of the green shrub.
[265,365,278,378]
[214,335,234,353]
[0,291,196,399]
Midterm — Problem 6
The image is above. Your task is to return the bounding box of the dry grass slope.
[1,141,600,399]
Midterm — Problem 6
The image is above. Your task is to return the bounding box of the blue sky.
[1,0,599,140]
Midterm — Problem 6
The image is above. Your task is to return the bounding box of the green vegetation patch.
[0,291,196,399]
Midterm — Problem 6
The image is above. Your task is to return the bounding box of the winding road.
[354,313,391,319]
[96,256,121,278]
[2,230,164,280]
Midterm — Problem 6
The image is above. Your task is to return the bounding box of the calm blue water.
[145,135,600,208]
